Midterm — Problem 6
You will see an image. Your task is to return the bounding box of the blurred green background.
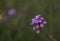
[0,0,60,41]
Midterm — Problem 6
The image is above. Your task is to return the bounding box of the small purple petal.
[35,15,41,19]
[39,19,42,23]
[31,18,36,25]
[35,25,39,29]
[40,23,44,27]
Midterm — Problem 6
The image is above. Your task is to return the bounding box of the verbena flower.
[8,8,16,16]
[31,15,47,34]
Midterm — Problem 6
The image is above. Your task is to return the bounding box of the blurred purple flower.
[8,8,16,16]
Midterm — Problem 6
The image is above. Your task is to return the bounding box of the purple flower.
[31,15,47,34]
[8,8,16,16]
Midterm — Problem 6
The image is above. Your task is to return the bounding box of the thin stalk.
[44,28,57,41]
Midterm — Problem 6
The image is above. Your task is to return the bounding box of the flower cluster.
[31,15,47,34]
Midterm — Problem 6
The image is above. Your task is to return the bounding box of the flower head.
[31,15,47,34]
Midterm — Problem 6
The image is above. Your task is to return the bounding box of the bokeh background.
[0,0,60,41]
